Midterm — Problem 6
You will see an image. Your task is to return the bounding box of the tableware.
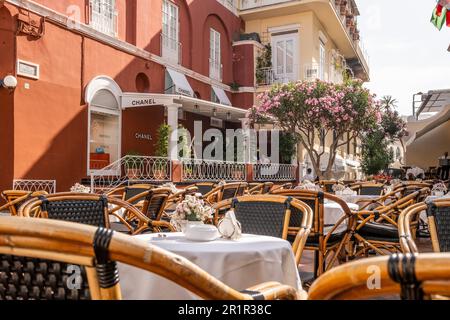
[218,211,242,240]
[184,224,220,241]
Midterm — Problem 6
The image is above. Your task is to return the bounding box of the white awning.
[166,68,194,97]
[305,153,346,172]
[346,159,361,168]
[212,86,231,106]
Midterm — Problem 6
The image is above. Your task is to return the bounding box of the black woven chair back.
[262,183,272,194]
[221,187,238,201]
[144,190,170,220]
[236,184,247,197]
[40,197,107,227]
[359,186,383,196]
[232,200,288,238]
[323,184,334,193]
[0,255,91,300]
[427,203,450,252]
[124,186,152,204]
[195,184,215,195]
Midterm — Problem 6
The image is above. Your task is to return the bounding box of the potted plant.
[124,150,141,180]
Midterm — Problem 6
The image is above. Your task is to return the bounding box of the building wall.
[0,5,15,192]
[0,0,248,191]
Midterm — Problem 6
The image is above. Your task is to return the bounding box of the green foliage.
[361,131,394,175]
[279,132,297,164]
[256,44,272,85]
[229,82,241,91]
[154,124,171,157]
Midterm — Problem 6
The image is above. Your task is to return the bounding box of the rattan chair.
[351,182,384,196]
[426,199,450,253]
[0,217,306,300]
[273,189,357,277]
[353,188,430,256]
[205,182,248,204]
[308,253,450,300]
[18,193,173,235]
[124,187,172,221]
[106,184,154,204]
[192,182,216,195]
[0,190,48,216]
[213,195,313,265]
[270,182,294,193]
[319,181,338,194]
[398,202,428,254]
[248,182,274,195]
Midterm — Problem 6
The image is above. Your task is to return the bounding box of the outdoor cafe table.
[118,233,302,300]
[323,201,359,234]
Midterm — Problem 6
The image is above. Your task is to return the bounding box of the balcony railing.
[217,0,239,15]
[89,0,118,37]
[240,0,294,10]
[209,59,223,82]
[252,164,297,181]
[256,65,299,86]
[181,159,247,182]
[90,156,172,194]
[161,33,182,65]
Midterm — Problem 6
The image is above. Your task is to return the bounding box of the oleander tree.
[248,79,382,179]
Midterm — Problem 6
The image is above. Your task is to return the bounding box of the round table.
[118,233,301,300]
[324,202,359,234]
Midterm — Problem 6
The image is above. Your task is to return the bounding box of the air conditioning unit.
[210,117,223,128]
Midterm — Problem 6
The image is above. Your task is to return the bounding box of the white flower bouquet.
[70,183,91,193]
[295,181,322,192]
[172,195,213,223]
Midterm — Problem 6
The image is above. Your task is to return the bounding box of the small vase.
[184,221,204,233]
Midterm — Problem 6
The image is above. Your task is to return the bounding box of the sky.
[355,0,449,116]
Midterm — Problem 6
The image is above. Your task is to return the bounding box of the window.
[319,40,326,80]
[162,0,180,64]
[211,88,220,104]
[271,32,298,83]
[210,28,222,81]
[89,0,117,37]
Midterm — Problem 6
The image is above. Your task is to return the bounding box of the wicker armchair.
[351,183,384,196]
[105,184,154,202]
[319,181,338,194]
[0,217,306,300]
[205,182,248,205]
[273,189,357,277]
[0,190,48,216]
[213,195,313,265]
[248,182,274,195]
[270,183,294,193]
[398,202,428,254]
[123,187,172,221]
[426,199,450,252]
[353,188,430,256]
[18,193,173,235]
[191,182,216,195]
[308,253,450,300]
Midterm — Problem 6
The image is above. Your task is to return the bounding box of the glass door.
[272,34,298,84]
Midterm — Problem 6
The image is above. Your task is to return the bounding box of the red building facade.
[0,0,257,191]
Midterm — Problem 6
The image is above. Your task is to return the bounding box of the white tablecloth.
[324,202,359,234]
[118,233,301,300]
[336,195,380,207]
[0,212,10,217]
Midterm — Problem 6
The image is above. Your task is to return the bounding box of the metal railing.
[209,59,223,82]
[181,158,246,182]
[89,0,118,37]
[252,164,297,181]
[13,179,56,193]
[161,33,182,65]
[217,0,239,15]
[256,66,299,86]
[90,156,172,194]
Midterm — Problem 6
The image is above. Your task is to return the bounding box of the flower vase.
[184,221,204,233]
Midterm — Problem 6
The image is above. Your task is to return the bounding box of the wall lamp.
[0,75,18,92]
